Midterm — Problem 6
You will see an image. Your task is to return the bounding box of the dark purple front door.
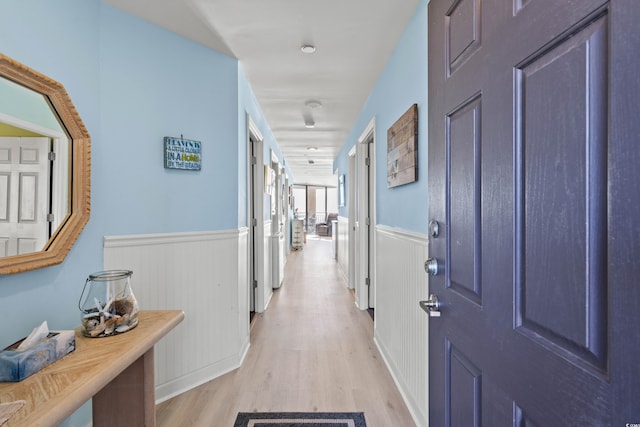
[427,0,640,424]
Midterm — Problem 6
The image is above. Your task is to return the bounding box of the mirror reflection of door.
[0,136,49,256]
[0,75,70,258]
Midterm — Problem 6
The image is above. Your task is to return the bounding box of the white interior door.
[348,148,356,290]
[248,117,265,313]
[355,136,371,310]
[249,135,257,313]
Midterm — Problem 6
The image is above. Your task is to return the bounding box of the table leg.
[92,349,155,426]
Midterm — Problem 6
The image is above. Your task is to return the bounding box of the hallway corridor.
[156,237,416,426]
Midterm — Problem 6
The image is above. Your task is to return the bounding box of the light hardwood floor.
[156,237,417,427]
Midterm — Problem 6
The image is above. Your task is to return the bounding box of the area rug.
[233,412,367,427]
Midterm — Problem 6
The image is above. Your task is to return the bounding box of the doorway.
[348,148,356,291]
[354,118,375,312]
[291,184,338,237]
[247,116,264,320]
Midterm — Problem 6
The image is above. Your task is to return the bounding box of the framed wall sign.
[164,136,202,170]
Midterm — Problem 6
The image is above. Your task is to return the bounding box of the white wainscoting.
[103,229,250,403]
[374,225,429,427]
[263,220,273,310]
[337,216,350,286]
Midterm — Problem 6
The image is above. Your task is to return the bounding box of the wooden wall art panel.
[387,104,418,188]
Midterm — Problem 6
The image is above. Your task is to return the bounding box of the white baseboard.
[155,336,250,404]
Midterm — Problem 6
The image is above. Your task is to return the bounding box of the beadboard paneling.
[103,229,250,403]
[374,225,429,427]
[263,220,273,309]
[337,216,350,286]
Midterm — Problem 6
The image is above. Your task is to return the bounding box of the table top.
[0,310,184,427]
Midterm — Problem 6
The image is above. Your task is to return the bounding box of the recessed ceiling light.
[307,146,318,151]
[304,117,315,128]
[300,44,316,54]
[305,99,322,109]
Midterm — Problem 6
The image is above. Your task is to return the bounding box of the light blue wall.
[0,0,247,338]
[0,1,282,425]
[0,0,102,342]
[98,5,240,234]
[237,67,293,222]
[0,1,101,425]
[335,0,428,234]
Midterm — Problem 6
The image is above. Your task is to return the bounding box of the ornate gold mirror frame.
[0,53,90,274]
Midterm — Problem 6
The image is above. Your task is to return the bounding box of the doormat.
[233,412,367,427]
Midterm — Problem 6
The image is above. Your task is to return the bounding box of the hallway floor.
[156,238,416,426]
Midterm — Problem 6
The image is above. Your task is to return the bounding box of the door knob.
[424,257,439,276]
[419,294,442,317]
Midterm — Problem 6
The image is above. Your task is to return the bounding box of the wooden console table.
[0,310,184,427]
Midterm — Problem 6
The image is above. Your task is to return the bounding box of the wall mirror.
[0,53,90,274]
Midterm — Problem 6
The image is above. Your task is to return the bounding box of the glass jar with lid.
[79,270,139,337]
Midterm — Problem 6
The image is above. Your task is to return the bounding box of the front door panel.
[427,0,640,425]
[515,15,609,372]
[447,94,482,304]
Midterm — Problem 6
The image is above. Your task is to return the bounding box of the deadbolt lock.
[424,257,439,276]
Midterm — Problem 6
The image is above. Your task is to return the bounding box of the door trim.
[348,146,357,290]
[247,114,265,313]
[355,117,376,310]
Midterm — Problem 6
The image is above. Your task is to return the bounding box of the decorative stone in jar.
[79,270,139,337]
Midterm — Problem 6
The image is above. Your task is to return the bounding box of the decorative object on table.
[387,103,418,188]
[79,270,139,338]
[0,321,75,382]
[233,412,367,427]
[163,135,201,170]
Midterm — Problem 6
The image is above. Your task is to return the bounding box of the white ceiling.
[103,0,421,187]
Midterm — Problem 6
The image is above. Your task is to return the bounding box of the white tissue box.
[0,330,75,382]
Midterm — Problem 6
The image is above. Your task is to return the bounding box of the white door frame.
[247,115,265,313]
[355,118,376,310]
[283,173,290,257]
[348,146,357,291]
